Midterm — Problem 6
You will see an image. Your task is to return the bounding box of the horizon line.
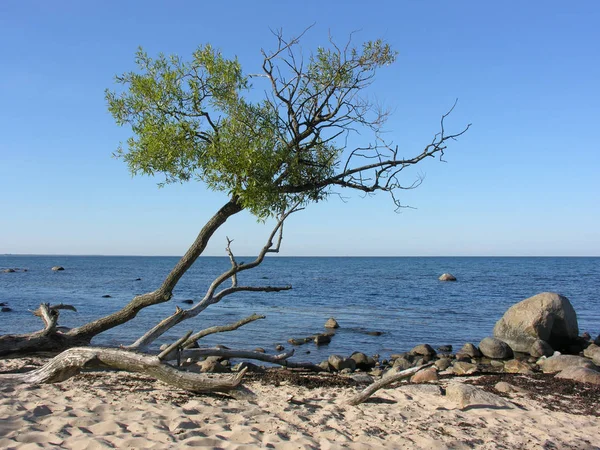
[2,253,599,258]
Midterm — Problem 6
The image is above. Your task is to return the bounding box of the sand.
[1,358,599,449]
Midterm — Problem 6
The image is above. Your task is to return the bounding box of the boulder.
[101,294,112,298]
[328,355,356,372]
[439,273,457,281]
[409,344,436,357]
[181,299,194,305]
[288,338,306,346]
[196,356,230,373]
[324,317,339,329]
[529,339,554,357]
[1,307,12,312]
[435,358,452,371]
[350,373,374,384]
[539,354,598,373]
[555,367,600,385]
[583,344,600,365]
[253,347,265,353]
[495,382,527,394]
[479,337,513,359]
[231,362,264,373]
[493,292,579,354]
[437,345,453,353]
[445,383,513,409]
[392,357,412,371]
[410,367,438,383]
[275,344,284,351]
[51,266,65,271]
[350,352,376,371]
[458,343,481,358]
[2,268,16,273]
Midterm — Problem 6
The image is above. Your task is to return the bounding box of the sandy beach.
[1,357,599,449]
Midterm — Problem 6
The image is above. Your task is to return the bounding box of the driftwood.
[0,346,251,399]
[180,347,323,371]
[346,362,434,405]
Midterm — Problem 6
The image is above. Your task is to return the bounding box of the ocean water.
[0,256,598,363]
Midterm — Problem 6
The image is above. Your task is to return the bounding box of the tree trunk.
[0,198,243,357]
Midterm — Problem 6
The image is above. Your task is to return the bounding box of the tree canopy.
[105,31,448,220]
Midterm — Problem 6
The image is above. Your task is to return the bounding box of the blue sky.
[0,1,598,256]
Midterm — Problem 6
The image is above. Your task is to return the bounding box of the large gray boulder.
[479,337,513,359]
[493,292,579,354]
[445,383,514,409]
[538,355,598,373]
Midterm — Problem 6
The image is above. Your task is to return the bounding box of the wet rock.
[410,367,438,383]
[101,294,112,298]
[350,352,376,371]
[1,307,12,312]
[275,344,284,352]
[504,359,534,374]
[529,339,554,357]
[438,345,453,353]
[253,347,265,353]
[539,354,598,373]
[314,334,332,345]
[439,273,457,281]
[181,299,194,305]
[409,344,436,357]
[288,338,306,346]
[555,366,600,385]
[582,331,592,342]
[458,343,481,358]
[328,355,356,372]
[2,268,16,273]
[324,317,339,329]
[594,335,600,346]
[318,360,331,372]
[452,361,478,375]
[51,266,64,271]
[366,331,383,336]
[479,337,513,359]
[493,292,579,354]
[446,383,514,409]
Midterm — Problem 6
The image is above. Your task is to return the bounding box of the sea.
[0,256,598,363]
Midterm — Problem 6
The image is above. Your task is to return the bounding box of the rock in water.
[51,266,65,271]
[439,273,457,281]
[493,292,579,354]
[328,355,356,372]
[324,317,339,328]
[479,337,513,359]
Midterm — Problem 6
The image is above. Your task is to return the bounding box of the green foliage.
[106,37,396,219]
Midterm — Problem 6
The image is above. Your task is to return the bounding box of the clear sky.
[1,1,598,256]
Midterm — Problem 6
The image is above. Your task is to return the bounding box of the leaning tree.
[0,29,468,394]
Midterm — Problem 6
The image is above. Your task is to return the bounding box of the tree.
[0,29,469,379]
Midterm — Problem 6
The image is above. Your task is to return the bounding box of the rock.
[32,405,53,417]
[409,344,436,357]
[529,339,554,357]
[135,277,142,281]
[490,360,504,368]
[495,381,527,394]
[253,347,265,353]
[392,357,413,371]
[350,373,374,384]
[340,368,353,374]
[196,356,230,373]
[101,294,112,298]
[0,302,6,306]
[318,360,331,371]
[594,335,600,346]
[275,344,284,352]
[390,353,408,361]
[455,354,472,363]
[503,359,534,374]
[446,383,514,409]
[458,343,481,358]
[437,345,453,353]
[479,337,513,359]
[314,334,332,345]
[288,338,306,346]
[452,361,478,375]
[539,355,598,373]
[2,268,16,273]
[1,307,12,312]
[365,331,383,336]
[493,292,579,354]
[350,352,376,371]
[583,344,600,365]
[582,331,592,341]
[410,367,439,383]
[324,317,339,329]
[181,299,194,305]
[328,355,356,372]
[439,273,457,281]
[231,362,264,373]
[555,367,600,385]
[435,358,452,371]
[51,266,65,271]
